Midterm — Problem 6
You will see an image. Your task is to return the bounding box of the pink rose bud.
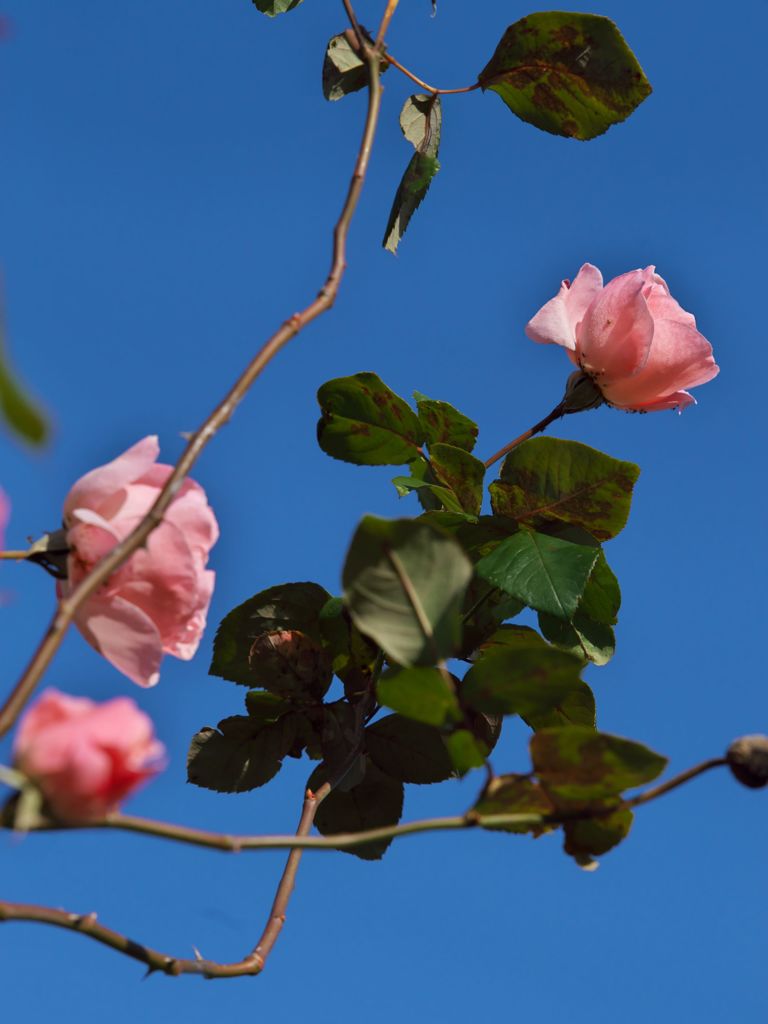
[58,436,219,687]
[526,264,719,411]
[13,688,165,822]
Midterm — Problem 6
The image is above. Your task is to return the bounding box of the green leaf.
[444,730,486,775]
[474,775,554,835]
[317,372,424,466]
[522,680,596,731]
[476,529,599,620]
[245,690,294,726]
[377,666,462,727]
[322,29,388,102]
[538,551,620,665]
[0,320,48,445]
[478,12,652,140]
[429,444,485,517]
[318,596,379,698]
[563,805,633,860]
[251,0,304,14]
[210,582,331,686]
[462,629,584,717]
[343,516,472,666]
[366,714,455,784]
[490,437,640,541]
[186,715,297,793]
[393,460,468,516]
[414,392,478,452]
[531,727,668,802]
[383,94,442,254]
[309,759,404,860]
[247,629,333,701]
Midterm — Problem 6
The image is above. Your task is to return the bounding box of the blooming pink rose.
[58,436,219,687]
[13,688,165,822]
[526,264,719,411]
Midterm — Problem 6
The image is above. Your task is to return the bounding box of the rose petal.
[577,269,655,380]
[64,436,160,522]
[525,263,604,351]
[75,595,163,687]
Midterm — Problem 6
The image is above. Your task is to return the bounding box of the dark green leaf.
[377,666,461,726]
[393,460,467,516]
[478,12,651,140]
[210,582,331,686]
[522,679,596,731]
[318,596,379,698]
[245,690,294,726]
[366,714,455,784]
[317,372,424,466]
[490,437,639,541]
[476,529,599,620]
[414,391,478,452]
[474,775,554,834]
[538,551,620,665]
[309,759,404,860]
[429,444,485,517]
[251,0,304,14]
[383,94,442,254]
[186,715,296,793]
[322,29,388,102]
[343,516,472,666]
[462,629,584,716]
[444,729,486,775]
[0,322,48,445]
[531,727,667,801]
[247,629,333,700]
[563,805,633,859]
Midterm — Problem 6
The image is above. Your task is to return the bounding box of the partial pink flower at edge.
[13,688,165,823]
[525,263,719,412]
[58,436,219,687]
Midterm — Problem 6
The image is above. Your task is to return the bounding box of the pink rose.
[58,436,219,687]
[13,688,165,822]
[526,264,719,411]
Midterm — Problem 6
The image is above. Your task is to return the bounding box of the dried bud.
[726,735,768,789]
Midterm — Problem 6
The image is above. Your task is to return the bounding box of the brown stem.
[383,53,481,96]
[0,784,330,978]
[625,758,727,809]
[376,0,400,46]
[0,550,30,560]
[0,19,386,741]
[483,402,565,471]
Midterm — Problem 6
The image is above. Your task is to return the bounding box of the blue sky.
[1,1,766,1021]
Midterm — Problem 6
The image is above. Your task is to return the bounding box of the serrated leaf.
[186,715,297,793]
[309,759,404,860]
[462,631,584,717]
[366,713,455,784]
[343,516,472,666]
[377,665,462,727]
[478,12,651,140]
[322,29,388,102]
[429,444,485,517]
[538,551,620,665]
[490,437,639,541]
[474,775,554,835]
[476,529,599,620]
[248,629,333,700]
[317,371,424,465]
[383,94,442,254]
[210,582,331,686]
[251,0,304,15]
[414,392,478,452]
[531,727,667,802]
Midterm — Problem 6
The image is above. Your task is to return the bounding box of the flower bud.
[726,735,768,789]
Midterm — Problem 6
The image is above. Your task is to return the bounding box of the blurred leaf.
[383,94,442,254]
[429,444,485,517]
[248,629,333,701]
[366,713,455,784]
[377,665,461,726]
[187,715,296,793]
[0,318,48,445]
[474,775,554,835]
[462,629,584,716]
[476,529,599,620]
[531,727,667,802]
[522,679,596,731]
[251,0,304,14]
[343,516,472,666]
[317,372,424,466]
[322,29,388,101]
[309,759,404,860]
[444,729,486,775]
[478,12,651,139]
[490,437,639,541]
[563,805,633,859]
[414,391,478,452]
[210,582,331,686]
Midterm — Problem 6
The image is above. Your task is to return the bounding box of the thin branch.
[0,550,31,561]
[626,758,727,809]
[483,402,566,470]
[384,52,481,96]
[376,0,400,46]
[0,21,386,741]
